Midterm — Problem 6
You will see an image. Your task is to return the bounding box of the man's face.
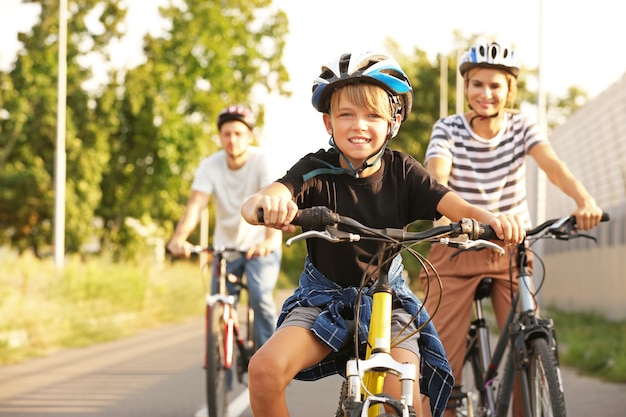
[219,120,252,159]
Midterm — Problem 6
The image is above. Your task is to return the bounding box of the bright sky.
[2,0,625,170]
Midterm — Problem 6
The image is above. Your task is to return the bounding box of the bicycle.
[265,206,505,417]
[450,212,610,417]
[190,245,256,417]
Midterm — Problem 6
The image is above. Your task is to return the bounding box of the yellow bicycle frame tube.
[363,288,393,416]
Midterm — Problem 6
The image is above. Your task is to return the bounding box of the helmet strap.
[469,112,499,128]
[302,135,388,181]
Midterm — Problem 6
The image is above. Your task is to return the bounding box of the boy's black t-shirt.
[278,147,450,287]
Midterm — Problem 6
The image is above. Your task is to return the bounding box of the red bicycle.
[191,245,255,417]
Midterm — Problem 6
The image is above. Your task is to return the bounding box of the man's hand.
[166,239,193,258]
[245,241,274,259]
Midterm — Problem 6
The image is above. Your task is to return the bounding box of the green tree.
[96,0,289,258]
[0,0,125,256]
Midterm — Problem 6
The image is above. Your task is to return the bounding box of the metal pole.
[53,0,68,268]
[200,208,209,268]
[439,54,448,118]
[535,0,547,225]
[455,48,464,115]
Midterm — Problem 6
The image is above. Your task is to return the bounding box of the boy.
[240,52,525,417]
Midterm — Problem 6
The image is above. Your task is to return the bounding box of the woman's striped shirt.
[424,112,548,227]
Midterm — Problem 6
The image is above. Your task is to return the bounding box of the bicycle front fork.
[343,354,417,417]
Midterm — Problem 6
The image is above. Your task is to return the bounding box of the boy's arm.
[529,142,602,230]
[241,182,299,233]
[426,156,453,226]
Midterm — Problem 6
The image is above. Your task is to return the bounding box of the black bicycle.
[191,245,255,417]
[450,213,609,417]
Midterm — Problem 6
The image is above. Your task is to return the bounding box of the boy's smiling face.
[323,86,398,177]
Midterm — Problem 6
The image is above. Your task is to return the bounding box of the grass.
[0,252,624,384]
[0,252,206,364]
[547,308,626,383]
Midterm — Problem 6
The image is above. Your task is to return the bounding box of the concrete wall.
[527,73,626,319]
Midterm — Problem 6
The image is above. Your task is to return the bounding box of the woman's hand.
[572,199,603,231]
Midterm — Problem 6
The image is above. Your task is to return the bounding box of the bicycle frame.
[204,252,242,370]
[346,245,417,417]
[275,207,501,417]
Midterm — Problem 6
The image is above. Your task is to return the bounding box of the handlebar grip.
[477,224,497,240]
[256,206,339,230]
[569,212,610,225]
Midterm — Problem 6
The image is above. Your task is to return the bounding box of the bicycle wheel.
[236,301,254,384]
[246,300,255,352]
[206,302,228,417]
[456,342,486,417]
[526,338,566,417]
[335,379,348,417]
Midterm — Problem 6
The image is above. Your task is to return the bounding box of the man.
[167,105,282,349]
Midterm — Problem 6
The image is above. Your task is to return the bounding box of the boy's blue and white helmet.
[311,52,413,121]
[459,42,520,78]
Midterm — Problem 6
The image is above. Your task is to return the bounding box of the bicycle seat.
[474,277,494,301]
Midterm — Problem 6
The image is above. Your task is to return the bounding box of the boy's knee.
[248,349,276,379]
[248,348,292,389]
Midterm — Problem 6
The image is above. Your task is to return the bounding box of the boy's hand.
[242,194,299,233]
[489,214,525,246]
[256,195,299,232]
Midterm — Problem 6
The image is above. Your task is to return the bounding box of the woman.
[420,41,603,417]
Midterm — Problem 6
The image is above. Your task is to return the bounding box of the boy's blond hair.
[329,83,393,123]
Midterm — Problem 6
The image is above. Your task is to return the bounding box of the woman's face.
[323,89,393,174]
[465,68,510,117]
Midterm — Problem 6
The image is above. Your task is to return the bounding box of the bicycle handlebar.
[257,206,500,250]
[190,245,248,256]
[528,212,610,241]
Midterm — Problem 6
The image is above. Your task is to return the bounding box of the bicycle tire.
[456,340,487,417]
[495,350,515,417]
[206,303,228,417]
[246,300,255,352]
[496,338,566,417]
[236,301,255,384]
[526,338,566,417]
[335,379,348,417]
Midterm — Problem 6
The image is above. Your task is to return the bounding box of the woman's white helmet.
[459,42,519,78]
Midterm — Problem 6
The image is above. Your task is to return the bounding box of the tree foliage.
[96,0,289,258]
[0,0,289,258]
[0,0,125,256]
[0,6,586,260]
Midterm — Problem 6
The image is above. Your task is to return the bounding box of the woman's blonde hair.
[329,83,393,122]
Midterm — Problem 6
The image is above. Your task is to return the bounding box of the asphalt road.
[1,290,624,416]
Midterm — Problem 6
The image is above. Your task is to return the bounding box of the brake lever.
[441,236,505,255]
[285,228,361,246]
[554,233,597,243]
